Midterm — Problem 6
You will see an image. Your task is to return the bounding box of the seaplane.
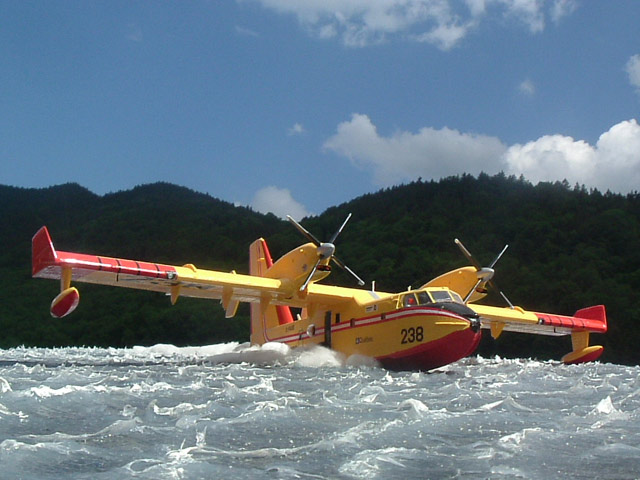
[31,215,607,370]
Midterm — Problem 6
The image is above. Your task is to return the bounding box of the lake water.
[1,343,639,479]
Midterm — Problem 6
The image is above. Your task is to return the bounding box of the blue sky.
[2,1,639,219]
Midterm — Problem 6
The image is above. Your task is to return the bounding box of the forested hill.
[2,175,639,365]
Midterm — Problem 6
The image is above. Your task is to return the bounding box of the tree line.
[1,175,638,365]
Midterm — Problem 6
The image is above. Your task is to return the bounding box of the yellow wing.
[469,303,607,364]
[32,226,358,318]
[421,261,608,364]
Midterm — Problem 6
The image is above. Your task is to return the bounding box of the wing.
[470,303,607,364]
[421,261,608,364]
[32,226,358,318]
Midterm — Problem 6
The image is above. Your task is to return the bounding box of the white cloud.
[503,135,596,185]
[550,0,578,24]
[412,21,473,51]
[499,0,545,33]
[323,113,507,185]
[504,119,640,192]
[247,0,572,49]
[626,54,640,92]
[466,0,488,17]
[236,25,260,37]
[288,123,305,135]
[324,114,640,193]
[251,186,311,220]
[518,78,536,95]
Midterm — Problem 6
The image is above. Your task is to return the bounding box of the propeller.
[454,238,514,308]
[287,214,365,291]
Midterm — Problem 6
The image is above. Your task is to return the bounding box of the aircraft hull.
[264,307,482,371]
[376,326,482,371]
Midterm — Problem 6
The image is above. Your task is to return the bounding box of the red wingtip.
[32,226,58,277]
[575,305,608,333]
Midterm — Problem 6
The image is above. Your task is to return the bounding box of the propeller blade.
[331,256,365,286]
[288,213,365,288]
[489,244,509,269]
[329,213,352,244]
[300,259,321,291]
[463,278,484,304]
[454,238,482,270]
[287,215,321,246]
[488,279,515,309]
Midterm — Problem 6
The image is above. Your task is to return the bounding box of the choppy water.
[0,343,639,480]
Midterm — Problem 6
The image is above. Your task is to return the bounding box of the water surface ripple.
[1,344,638,479]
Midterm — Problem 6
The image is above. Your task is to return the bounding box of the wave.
[0,342,381,370]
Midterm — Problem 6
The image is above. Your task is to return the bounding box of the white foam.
[0,378,11,393]
[593,395,616,415]
[1,347,639,479]
[291,345,344,367]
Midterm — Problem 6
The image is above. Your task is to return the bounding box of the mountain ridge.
[2,175,638,364]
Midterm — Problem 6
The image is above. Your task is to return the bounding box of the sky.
[1,1,639,219]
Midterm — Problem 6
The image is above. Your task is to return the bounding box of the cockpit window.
[430,290,453,302]
[401,289,464,308]
[416,291,430,305]
[450,291,464,304]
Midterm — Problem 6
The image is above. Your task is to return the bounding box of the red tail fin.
[256,239,293,325]
[249,238,294,345]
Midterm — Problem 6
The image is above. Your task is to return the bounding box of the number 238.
[401,326,424,344]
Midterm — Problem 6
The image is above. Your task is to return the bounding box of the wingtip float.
[32,219,607,370]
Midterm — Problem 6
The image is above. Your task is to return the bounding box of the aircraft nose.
[468,316,482,332]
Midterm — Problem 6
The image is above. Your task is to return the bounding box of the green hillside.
[2,175,639,365]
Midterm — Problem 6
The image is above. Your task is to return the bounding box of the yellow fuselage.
[254,287,481,370]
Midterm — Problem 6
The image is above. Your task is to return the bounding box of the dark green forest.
[2,174,639,365]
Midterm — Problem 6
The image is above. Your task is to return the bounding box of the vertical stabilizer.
[249,238,294,345]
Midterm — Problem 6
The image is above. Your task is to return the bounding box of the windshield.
[430,290,454,302]
[400,289,463,308]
